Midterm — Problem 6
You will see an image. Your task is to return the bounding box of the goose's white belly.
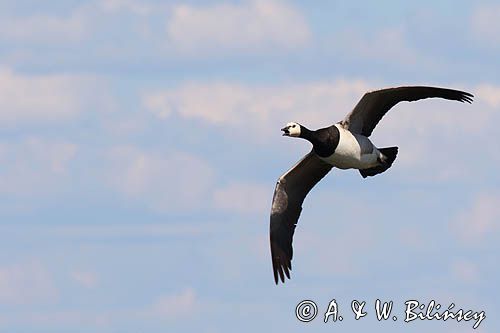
[319,125,380,169]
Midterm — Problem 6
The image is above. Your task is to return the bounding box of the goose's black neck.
[299,125,339,157]
[299,126,314,142]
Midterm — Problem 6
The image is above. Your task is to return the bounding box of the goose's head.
[281,122,301,137]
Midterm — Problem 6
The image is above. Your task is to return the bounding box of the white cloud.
[370,88,498,182]
[0,138,77,197]
[475,84,500,108]
[166,0,310,54]
[71,271,99,289]
[452,193,500,244]
[398,226,425,249]
[106,147,215,212]
[297,221,378,277]
[46,223,210,239]
[0,12,87,44]
[0,261,58,305]
[1,310,111,328]
[143,80,492,134]
[0,67,113,126]
[143,79,498,182]
[471,4,500,46]
[143,79,370,139]
[148,288,197,319]
[213,182,269,214]
[451,259,480,284]
[334,28,419,65]
[0,0,305,62]
[142,80,490,139]
[0,2,146,45]
[99,0,152,15]
[0,2,159,66]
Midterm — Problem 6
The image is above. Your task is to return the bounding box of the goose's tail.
[359,146,398,178]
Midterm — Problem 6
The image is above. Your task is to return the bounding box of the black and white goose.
[270,86,473,284]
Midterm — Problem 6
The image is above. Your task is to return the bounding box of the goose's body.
[319,124,381,169]
[270,86,474,284]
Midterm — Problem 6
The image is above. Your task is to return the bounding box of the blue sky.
[0,0,499,332]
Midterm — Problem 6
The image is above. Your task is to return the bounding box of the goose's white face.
[281,122,301,137]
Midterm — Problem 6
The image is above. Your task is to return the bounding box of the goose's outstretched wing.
[341,86,474,137]
[270,151,333,284]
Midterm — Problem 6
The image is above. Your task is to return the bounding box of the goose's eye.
[292,125,296,128]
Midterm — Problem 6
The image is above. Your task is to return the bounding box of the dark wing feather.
[341,86,474,137]
[270,151,333,284]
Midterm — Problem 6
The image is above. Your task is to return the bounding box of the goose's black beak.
[281,126,290,136]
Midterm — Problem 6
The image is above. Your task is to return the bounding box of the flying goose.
[270,86,474,284]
